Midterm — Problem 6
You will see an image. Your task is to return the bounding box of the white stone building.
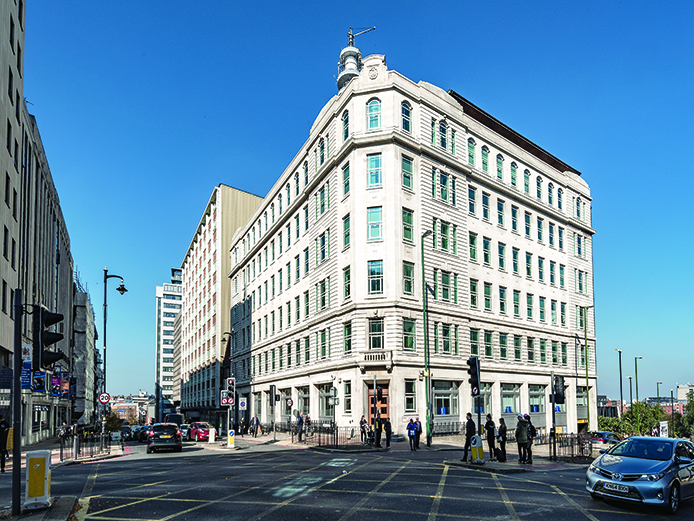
[228,42,596,437]
[154,268,182,420]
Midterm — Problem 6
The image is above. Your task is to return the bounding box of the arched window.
[576,197,582,218]
[342,111,349,141]
[304,161,309,186]
[524,170,530,194]
[510,162,518,186]
[367,98,381,130]
[536,176,542,199]
[295,172,300,196]
[401,101,412,133]
[547,183,554,205]
[439,120,447,149]
[271,203,275,223]
[481,146,489,172]
[496,154,504,180]
[286,184,291,206]
[319,138,325,165]
[467,138,476,165]
[557,188,563,210]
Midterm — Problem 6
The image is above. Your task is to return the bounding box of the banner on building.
[32,371,46,393]
[50,374,61,397]
[21,362,32,389]
[61,372,70,399]
[69,377,76,400]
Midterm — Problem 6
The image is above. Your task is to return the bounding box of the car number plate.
[160,434,171,439]
[604,482,629,493]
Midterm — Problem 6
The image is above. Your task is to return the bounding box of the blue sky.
[24,1,693,399]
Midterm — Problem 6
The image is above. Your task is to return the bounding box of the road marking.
[492,474,520,521]
[550,484,600,521]
[335,461,407,521]
[426,465,449,521]
[73,463,100,521]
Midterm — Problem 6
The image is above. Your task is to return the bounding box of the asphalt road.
[3,440,694,520]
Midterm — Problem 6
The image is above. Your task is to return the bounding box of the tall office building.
[227,38,596,436]
[180,185,263,425]
[154,268,182,421]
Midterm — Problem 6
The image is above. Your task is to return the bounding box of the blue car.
[586,437,694,514]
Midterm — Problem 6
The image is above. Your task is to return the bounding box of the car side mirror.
[679,456,692,465]
[599,448,607,454]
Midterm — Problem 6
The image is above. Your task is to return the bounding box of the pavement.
[0,432,591,520]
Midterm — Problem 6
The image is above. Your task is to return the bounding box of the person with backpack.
[497,417,507,462]
[524,414,536,464]
[515,414,528,464]
[484,414,497,462]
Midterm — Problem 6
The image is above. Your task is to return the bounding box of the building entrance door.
[367,383,389,425]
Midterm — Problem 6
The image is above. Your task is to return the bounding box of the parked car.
[146,423,182,454]
[188,422,213,441]
[180,424,189,439]
[138,425,152,443]
[587,431,621,445]
[586,437,694,514]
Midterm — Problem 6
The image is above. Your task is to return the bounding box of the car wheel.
[146,447,152,454]
[666,484,679,515]
[590,492,599,500]
[176,446,182,452]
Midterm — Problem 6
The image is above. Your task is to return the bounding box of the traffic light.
[227,377,235,396]
[467,356,481,397]
[554,375,565,404]
[32,305,65,370]
[376,386,383,402]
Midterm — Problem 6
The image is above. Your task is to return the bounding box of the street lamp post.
[627,376,633,407]
[421,229,433,447]
[103,267,127,395]
[615,349,623,416]
[634,356,642,434]
[671,389,675,438]
[657,381,663,409]
[581,306,594,430]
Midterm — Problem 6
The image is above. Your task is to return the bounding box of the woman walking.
[484,414,497,461]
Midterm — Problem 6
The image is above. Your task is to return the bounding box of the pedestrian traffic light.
[554,375,565,404]
[32,305,65,370]
[376,386,383,402]
[467,356,481,397]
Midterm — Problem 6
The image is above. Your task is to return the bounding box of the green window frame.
[403,208,414,243]
[496,154,503,180]
[402,156,413,189]
[470,279,478,308]
[467,138,475,165]
[403,261,415,296]
[481,146,489,172]
[367,99,381,130]
[470,329,479,355]
[403,318,416,351]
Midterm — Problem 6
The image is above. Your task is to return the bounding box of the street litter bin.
[470,435,485,464]
[24,450,51,510]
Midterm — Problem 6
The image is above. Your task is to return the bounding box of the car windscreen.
[198,423,212,429]
[152,425,178,434]
[608,439,672,461]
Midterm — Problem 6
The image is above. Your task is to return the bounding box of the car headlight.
[589,464,599,474]
[646,472,665,482]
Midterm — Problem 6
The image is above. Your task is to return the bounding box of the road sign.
[239,399,247,411]
[98,392,110,404]
[228,396,235,406]
[286,398,293,408]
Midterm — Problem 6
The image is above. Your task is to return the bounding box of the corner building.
[229,46,596,436]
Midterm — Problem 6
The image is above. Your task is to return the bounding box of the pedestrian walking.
[407,419,417,451]
[484,414,497,461]
[360,415,368,443]
[374,414,383,448]
[251,414,260,438]
[239,417,245,438]
[497,417,507,462]
[0,415,9,473]
[384,417,392,449]
[525,414,536,464]
[461,412,475,462]
[515,414,528,464]
[414,417,422,449]
[296,411,304,442]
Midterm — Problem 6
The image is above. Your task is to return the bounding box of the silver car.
[586,437,694,514]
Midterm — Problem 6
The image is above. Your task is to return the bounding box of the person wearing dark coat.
[360,415,368,443]
[414,417,422,449]
[0,415,9,473]
[384,417,392,449]
[484,414,497,461]
[497,417,508,462]
[515,414,528,464]
[461,412,476,462]
[374,414,383,448]
[407,419,417,451]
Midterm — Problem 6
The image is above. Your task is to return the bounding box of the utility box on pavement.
[24,450,51,510]
[470,435,485,464]
[208,428,216,443]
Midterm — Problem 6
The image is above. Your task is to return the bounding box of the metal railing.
[59,433,112,462]
[432,421,463,437]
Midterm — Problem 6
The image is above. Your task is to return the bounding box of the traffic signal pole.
[12,290,22,515]
[551,371,556,461]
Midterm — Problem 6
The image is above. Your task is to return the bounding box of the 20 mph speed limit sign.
[98,392,110,404]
